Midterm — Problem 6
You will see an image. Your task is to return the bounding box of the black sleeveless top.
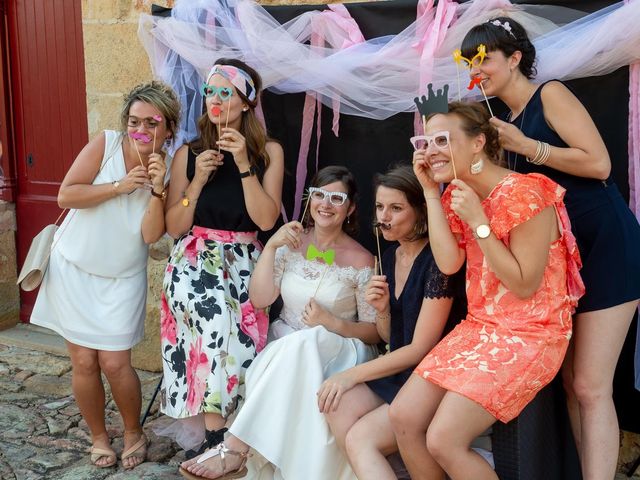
[503,81,613,219]
[186,148,265,232]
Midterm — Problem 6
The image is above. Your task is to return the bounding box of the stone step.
[0,323,67,357]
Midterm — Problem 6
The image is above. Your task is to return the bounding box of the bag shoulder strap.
[54,130,125,226]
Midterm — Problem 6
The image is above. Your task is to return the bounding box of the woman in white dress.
[179,166,380,480]
[31,81,180,470]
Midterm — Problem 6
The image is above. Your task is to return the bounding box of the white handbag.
[16,220,64,291]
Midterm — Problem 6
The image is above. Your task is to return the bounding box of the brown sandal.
[121,433,147,470]
[179,442,251,480]
[90,445,117,468]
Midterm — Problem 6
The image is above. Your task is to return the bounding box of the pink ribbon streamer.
[288,5,365,222]
[629,64,640,217]
[413,0,458,136]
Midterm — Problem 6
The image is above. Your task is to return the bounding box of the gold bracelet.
[376,311,391,323]
[527,141,551,165]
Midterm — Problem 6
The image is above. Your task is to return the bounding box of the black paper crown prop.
[414,83,450,117]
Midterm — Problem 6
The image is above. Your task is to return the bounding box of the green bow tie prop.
[306,244,335,265]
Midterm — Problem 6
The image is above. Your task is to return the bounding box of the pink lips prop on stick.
[129,132,152,144]
[129,132,149,167]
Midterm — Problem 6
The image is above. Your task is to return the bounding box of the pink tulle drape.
[286,5,365,223]
[138,0,640,224]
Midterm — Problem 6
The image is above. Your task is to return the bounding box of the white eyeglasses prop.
[308,187,348,206]
[409,130,458,180]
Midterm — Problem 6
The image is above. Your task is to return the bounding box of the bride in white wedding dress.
[179,165,380,480]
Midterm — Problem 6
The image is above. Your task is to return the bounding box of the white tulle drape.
[138,0,640,148]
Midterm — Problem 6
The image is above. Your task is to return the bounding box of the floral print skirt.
[160,226,268,419]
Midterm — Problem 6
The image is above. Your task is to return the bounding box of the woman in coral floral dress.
[159,58,283,458]
[391,102,584,480]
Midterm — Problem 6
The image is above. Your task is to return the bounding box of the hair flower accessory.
[489,19,516,39]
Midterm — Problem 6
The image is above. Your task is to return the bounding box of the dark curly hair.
[461,17,537,79]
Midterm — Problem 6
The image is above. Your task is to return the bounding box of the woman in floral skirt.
[159,58,284,458]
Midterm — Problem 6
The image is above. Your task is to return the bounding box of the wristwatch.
[181,194,190,207]
[239,166,256,179]
[151,189,166,201]
[112,180,120,192]
[474,224,491,239]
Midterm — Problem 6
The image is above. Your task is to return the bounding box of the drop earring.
[470,157,484,175]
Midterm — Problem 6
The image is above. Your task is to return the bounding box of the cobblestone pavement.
[1,342,638,480]
[0,344,184,480]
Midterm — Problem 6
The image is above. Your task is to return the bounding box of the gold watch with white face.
[475,224,491,239]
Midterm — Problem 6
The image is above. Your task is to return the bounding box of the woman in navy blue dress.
[317,165,464,479]
[460,18,640,479]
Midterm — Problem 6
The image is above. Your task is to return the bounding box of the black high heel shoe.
[184,427,228,460]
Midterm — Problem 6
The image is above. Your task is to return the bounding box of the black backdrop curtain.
[260,0,639,434]
[150,0,639,434]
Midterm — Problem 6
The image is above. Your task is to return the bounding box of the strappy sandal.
[179,442,251,480]
[185,427,228,460]
[121,433,147,470]
[90,445,117,468]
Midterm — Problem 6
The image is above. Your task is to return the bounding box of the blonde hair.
[120,80,181,143]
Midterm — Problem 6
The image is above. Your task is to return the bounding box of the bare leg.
[346,404,398,480]
[66,342,114,467]
[564,300,638,480]
[390,374,446,480]
[325,383,384,451]
[427,392,497,480]
[561,340,581,451]
[98,349,143,469]
[203,412,226,432]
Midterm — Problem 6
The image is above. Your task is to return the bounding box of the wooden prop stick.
[300,194,311,225]
[152,115,162,156]
[131,137,145,167]
[478,82,494,118]
[448,144,458,181]
[374,225,382,275]
[216,118,222,154]
[313,265,331,298]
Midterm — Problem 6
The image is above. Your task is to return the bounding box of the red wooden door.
[8,0,88,321]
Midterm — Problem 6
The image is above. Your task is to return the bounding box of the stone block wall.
[81,0,176,371]
[81,0,175,139]
[0,201,19,331]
